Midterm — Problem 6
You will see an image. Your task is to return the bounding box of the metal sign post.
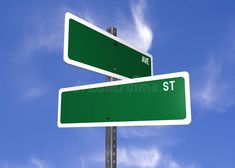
[105,27,117,168]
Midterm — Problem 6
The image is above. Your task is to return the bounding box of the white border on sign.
[64,12,153,80]
[58,72,191,128]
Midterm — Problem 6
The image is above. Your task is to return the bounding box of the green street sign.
[64,12,153,79]
[58,72,191,127]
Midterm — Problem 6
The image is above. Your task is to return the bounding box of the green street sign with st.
[58,72,191,127]
[64,12,153,79]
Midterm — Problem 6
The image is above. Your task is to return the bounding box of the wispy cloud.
[14,73,50,101]
[118,0,153,52]
[130,0,153,51]
[118,127,181,148]
[118,146,200,168]
[0,157,52,168]
[82,10,97,25]
[91,146,199,168]
[22,86,48,100]
[23,31,62,56]
[118,147,161,168]
[79,157,86,168]
[21,8,65,57]
[10,7,66,101]
[75,0,153,52]
[193,57,235,112]
[30,158,51,168]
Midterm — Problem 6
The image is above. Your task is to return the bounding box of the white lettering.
[142,56,150,65]
[163,81,169,91]
[163,80,175,91]
[169,80,175,91]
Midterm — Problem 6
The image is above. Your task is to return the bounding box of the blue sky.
[1,0,235,167]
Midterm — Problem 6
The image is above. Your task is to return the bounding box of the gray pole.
[105,27,117,168]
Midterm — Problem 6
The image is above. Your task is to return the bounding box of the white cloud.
[117,146,200,168]
[0,158,52,168]
[16,74,49,101]
[118,147,161,168]
[161,157,200,168]
[168,160,181,168]
[82,11,97,25]
[23,86,48,100]
[90,145,199,168]
[30,158,50,168]
[118,127,180,148]
[23,31,62,56]
[11,8,66,101]
[118,0,153,52]
[80,157,86,168]
[193,57,235,112]
[21,8,65,57]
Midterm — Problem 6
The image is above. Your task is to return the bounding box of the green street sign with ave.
[58,72,191,127]
[64,12,153,79]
